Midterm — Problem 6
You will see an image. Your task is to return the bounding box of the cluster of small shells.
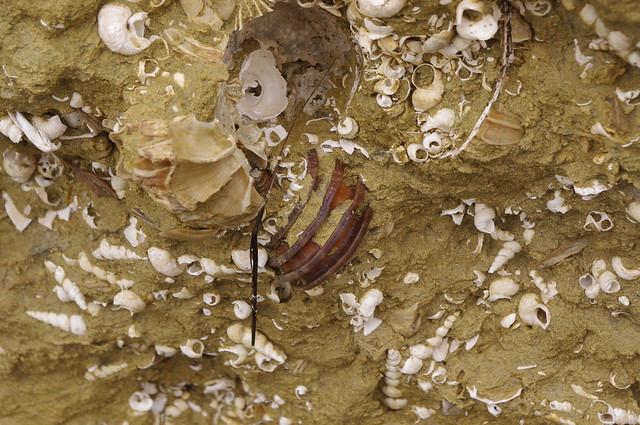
[346,0,531,162]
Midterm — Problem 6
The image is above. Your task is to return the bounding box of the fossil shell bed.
[1,0,640,424]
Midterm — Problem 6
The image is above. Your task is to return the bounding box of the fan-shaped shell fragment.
[119,116,262,229]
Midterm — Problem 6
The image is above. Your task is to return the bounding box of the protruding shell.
[518,293,550,329]
[422,27,455,53]
[114,290,146,314]
[37,153,63,180]
[237,49,288,121]
[231,248,267,271]
[358,288,383,318]
[232,300,252,320]
[337,117,359,139]
[612,257,640,280]
[147,247,184,276]
[226,322,286,364]
[98,4,154,55]
[500,313,517,328]
[627,202,640,222]
[129,391,153,412]
[180,339,205,358]
[455,0,501,41]
[477,109,524,145]
[474,203,496,234]
[488,277,520,301]
[383,398,408,410]
[374,78,400,95]
[32,115,67,140]
[356,0,406,18]
[3,149,36,183]
[406,143,428,163]
[579,4,597,25]
[411,64,444,112]
[410,343,432,360]
[400,356,423,375]
[597,271,620,294]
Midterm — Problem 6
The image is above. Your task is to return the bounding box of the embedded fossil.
[267,154,373,289]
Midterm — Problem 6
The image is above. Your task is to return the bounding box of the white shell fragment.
[611,257,640,281]
[32,115,67,140]
[8,112,60,152]
[3,149,36,183]
[147,247,184,276]
[114,290,146,314]
[627,202,640,222]
[400,356,424,375]
[180,339,205,358]
[455,0,501,41]
[518,293,550,330]
[488,277,519,301]
[474,203,496,234]
[231,248,267,272]
[337,117,359,140]
[237,49,288,121]
[227,322,286,371]
[44,260,87,310]
[356,0,406,18]
[584,211,614,232]
[129,391,153,412]
[93,238,145,260]
[0,115,23,143]
[340,289,384,336]
[2,191,32,232]
[232,300,252,320]
[26,311,87,336]
[97,4,155,55]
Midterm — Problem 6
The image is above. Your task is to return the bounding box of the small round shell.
[129,391,153,412]
[337,117,359,139]
[232,300,252,320]
[3,149,36,183]
[356,0,406,18]
[180,339,205,358]
[411,64,444,112]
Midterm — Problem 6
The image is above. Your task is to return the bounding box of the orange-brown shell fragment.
[477,109,524,145]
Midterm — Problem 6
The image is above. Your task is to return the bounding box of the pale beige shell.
[118,115,262,229]
[477,109,524,145]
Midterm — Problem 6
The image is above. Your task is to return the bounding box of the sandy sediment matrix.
[1,0,640,424]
